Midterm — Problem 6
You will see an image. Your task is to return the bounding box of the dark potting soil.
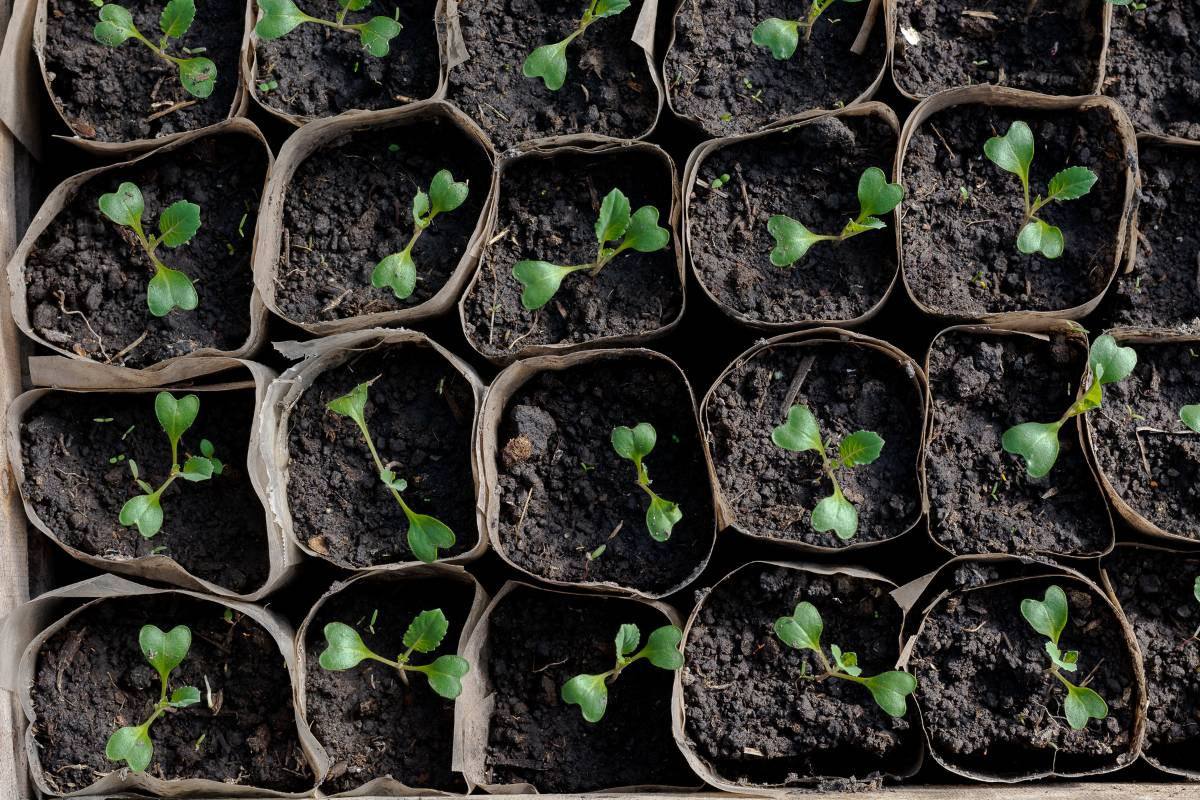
[704,340,924,548]
[285,346,478,568]
[682,565,917,785]
[925,330,1111,555]
[274,122,491,324]
[460,148,682,360]
[445,0,658,147]
[688,114,897,326]
[482,588,695,791]
[32,595,310,793]
[19,388,270,595]
[24,131,266,369]
[891,0,1104,97]
[1088,339,1200,540]
[902,104,1128,317]
[493,359,713,595]
[663,0,886,136]
[253,0,439,119]
[43,0,241,142]
[303,576,474,792]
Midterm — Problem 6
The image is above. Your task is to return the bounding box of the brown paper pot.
[673,560,922,792]
[294,564,489,795]
[895,86,1138,322]
[477,347,717,600]
[253,100,496,336]
[700,327,928,553]
[458,139,686,365]
[262,328,488,571]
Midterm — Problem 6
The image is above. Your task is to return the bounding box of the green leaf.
[842,215,887,235]
[327,382,369,423]
[812,491,858,540]
[1002,420,1062,478]
[169,685,201,707]
[412,190,431,224]
[157,200,201,247]
[611,422,656,461]
[623,206,670,253]
[180,455,215,482]
[646,496,682,542]
[159,0,195,38]
[513,260,578,310]
[522,41,569,91]
[767,215,826,267]
[1046,166,1098,202]
[155,392,199,445]
[838,430,884,468]
[1090,334,1137,387]
[615,623,641,657]
[106,725,152,771]
[863,671,917,717]
[99,181,144,228]
[1181,405,1200,433]
[372,250,417,300]
[429,169,469,215]
[200,439,215,458]
[830,644,862,677]
[562,673,608,722]
[340,0,370,9]
[254,0,309,39]
[359,16,402,57]
[1016,219,1064,259]
[407,512,455,563]
[774,601,822,652]
[856,167,903,218]
[178,57,217,99]
[403,609,449,654]
[1063,683,1108,730]
[752,18,800,60]
[319,622,375,670]
[380,469,407,491]
[422,654,469,698]
[120,494,163,538]
[641,625,684,670]
[139,624,192,677]
[592,0,631,17]
[1046,641,1078,673]
[772,405,823,453]
[1020,584,1069,645]
[595,188,632,246]
[94,4,137,46]
[147,266,199,317]
[984,120,1034,181]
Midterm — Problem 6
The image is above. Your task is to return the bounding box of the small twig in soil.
[145,99,198,122]
[107,330,148,366]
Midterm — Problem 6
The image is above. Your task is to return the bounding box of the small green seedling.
[327,381,455,563]
[105,624,200,771]
[710,173,731,191]
[772,404,884,540]
[94,0,216,98]
[1180,405,1200,433]
[984,120,1098,259]
[611,423,682,542]
[319,609,470,698]
[561,623,683,722]
[1105,0,1146,9]
[752,0,862,58]
[775,601,916,716]
[1003,334,1137,478]
[766,167,902,267]
[120,392,222,539]
[254,0,402,57]
[512,187,670,310]
[1191,575,1200,639]
[1020,585,1108,730]
[372,169,470,299]
[522,0,630,90]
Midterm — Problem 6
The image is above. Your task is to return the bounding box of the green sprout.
[1020,585,1109,730]
[561,623,683,723]
[766,167,902,267]
[372,169,470,300]
[710,173,731,190]
[319,609,470,699]
[983,120,1098,259]
[1180,405,1200,433]
[522,0,630,90]
[94,0,216,98]
[105,625,201,771]
[771,404,884,541]
[254,0,402,57]
[512,187,670,310]
[119,392,223,539]
[326,381,455,563]
[752,0,862,58]
[1003,334,1137,478]
[1105,0,1146,9]
[610,423,682,542]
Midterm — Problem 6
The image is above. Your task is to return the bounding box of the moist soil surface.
[663,0,887,137]
[24,131,266,369]
[891,0,1103,97]
[286,346,478,568]
[1088,339,1200,540]
[44,0,241,142]
[482,588,694,791]
[704,340,924,548]
[682,565,917,784]
[303,576,474,792]
[461,148,682,361]
[902,104,1128,317]
[32,594,310,793]
[274,121,491,325]
[254,0,440,120]
[688,114,897,326]
[925,330,1111,556]
[492,359,712,596]
[19,388,270,595]
[445,0,658,148]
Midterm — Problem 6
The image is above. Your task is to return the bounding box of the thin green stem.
[352,416,421,523]
[803,0,838,40]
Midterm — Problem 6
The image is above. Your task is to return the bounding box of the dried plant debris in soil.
[286,347,477,567]
[19,389,269,594]
[33,595,310,792]
[275,123,490,324]
[902,105,1126,317]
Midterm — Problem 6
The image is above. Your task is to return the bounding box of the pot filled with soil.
[458,140,684,364]
[253,101,494,335]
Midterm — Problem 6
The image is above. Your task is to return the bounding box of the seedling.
[752,0,862,58]
[372,169,470,299]
[327,381,455,563]
[984,120,1098,259]
[771,404,884,540]
[775,601,916,716]
[611,423,682,542]
[105,625,201,771]
[1003,334,1137,478]
[1105,0,1146,9]
[766,167,902,266]
[1020,585,1109,730]
[94,0,216,98]
[254,0,402,57]
[119,392,222,538]
[512,187,670,310]
[710,173,731,191]
[1180,405,1200,433]
[1191,575,1200,639]
[522,0,629,90]
[561,623,683,722]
